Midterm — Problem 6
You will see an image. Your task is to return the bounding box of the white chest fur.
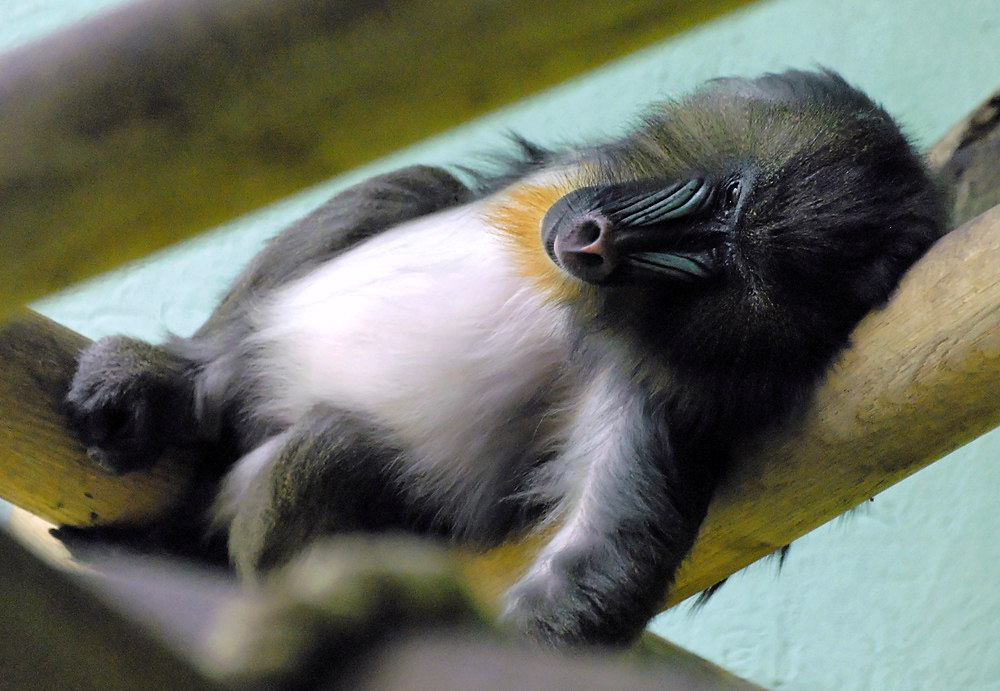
[252,201,574,484]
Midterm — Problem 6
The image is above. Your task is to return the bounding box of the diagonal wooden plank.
[0,311,194,526]
[3,196,999,610]
[2,81,999,620]
[0,0,758,317]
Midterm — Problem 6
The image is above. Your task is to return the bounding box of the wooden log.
[0,311,194,525]
[4,199,1000,608]
[0,529,219,691]
[0,0,756,318]
[929,85,1000,227]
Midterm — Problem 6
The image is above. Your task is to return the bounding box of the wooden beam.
[929,86,1000,227]
[3,73,1000,618]
[0,0,756,318]
[3,204,1000,609]
[0,530,219,691]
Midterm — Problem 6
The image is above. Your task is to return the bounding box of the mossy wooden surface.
[0,0,757,318]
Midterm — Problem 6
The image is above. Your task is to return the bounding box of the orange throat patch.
[484,180,592,303]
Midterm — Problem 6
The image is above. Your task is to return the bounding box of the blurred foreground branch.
[0,0,755,317]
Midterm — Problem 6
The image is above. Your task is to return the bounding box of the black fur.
[64,70,947,646]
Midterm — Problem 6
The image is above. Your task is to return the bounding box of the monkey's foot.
[65,335,196,474]
[503,565,603,647]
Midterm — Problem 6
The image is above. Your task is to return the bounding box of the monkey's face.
[536,75,945,380]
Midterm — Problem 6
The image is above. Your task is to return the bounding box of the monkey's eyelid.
[611,179,711,227]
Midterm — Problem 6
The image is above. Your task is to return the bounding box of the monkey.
[64,69,946,647]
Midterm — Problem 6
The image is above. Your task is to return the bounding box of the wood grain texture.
[929,85,1000,227]
[0,0,756,318]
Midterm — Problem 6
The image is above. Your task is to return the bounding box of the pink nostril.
[561,215,610,253]
[553,213,617,282]
[575,219,604,249]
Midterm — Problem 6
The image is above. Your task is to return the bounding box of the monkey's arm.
[504,368,708,645]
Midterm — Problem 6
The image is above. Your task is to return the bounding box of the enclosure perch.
[3,194,1000,607]
[4,74,1000,602]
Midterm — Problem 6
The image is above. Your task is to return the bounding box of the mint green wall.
[12,0,1000,689]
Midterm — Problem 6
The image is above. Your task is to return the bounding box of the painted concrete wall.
[7,0,1000,688]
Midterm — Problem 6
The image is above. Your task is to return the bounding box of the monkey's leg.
[204,536,490,687]
[226,405,428,577]
[65,336,202,474]
[503,372,710,647]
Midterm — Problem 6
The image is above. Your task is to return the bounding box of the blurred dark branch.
[0,0,756,317]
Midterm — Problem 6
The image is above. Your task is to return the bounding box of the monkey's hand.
[498,371,705,647]
[200,535,491,688]
[503,542,616,644]
[65,335,199,474]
